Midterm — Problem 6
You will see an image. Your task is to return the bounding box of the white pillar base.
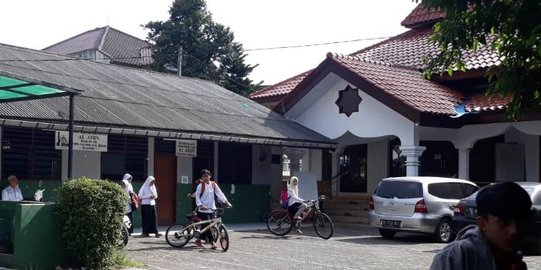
[399,145,426,176]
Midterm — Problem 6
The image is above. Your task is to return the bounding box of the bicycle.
[117,215,131,249]
[266,195,334,239]
[165,208,230,251]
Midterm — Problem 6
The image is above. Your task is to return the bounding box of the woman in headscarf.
[122,173,134,193]
[120,179,134,235]
[138,176,161,237]
[287,176,308,234]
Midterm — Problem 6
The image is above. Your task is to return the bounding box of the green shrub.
[57,177,127,269]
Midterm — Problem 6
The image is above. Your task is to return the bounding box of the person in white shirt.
[194,169,232,249]
[120,179,133,235]
[287,176,308,233]
[138,176,161,238]
[122,173,134,193]
[2,175,23,202]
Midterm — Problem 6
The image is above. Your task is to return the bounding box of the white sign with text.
[55,131,108,152]
[175,139,197,157]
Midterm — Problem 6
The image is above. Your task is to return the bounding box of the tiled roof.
[401,4,446,29]
[43,26,153,66]
[353,28,499,71]
[465,92,512,112]
[253,28,500,106]
[328,53,463,115]
[0,43,333,148]
[249,71,311,99]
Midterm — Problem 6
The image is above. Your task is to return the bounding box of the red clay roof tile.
[401,4,446,29]
[252,28,500,106]
[252,4,507,115]
[249,70,311,99]
[328,53,463,115]
[465,92,512,112]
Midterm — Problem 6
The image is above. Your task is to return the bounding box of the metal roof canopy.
[0,72,82,179]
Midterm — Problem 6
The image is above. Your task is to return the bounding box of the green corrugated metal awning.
[0,75,79,102]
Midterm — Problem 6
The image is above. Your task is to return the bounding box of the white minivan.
[368,177,478,242]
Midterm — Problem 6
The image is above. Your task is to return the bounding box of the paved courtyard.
[125,224,541,270]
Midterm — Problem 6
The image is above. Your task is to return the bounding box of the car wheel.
[435,218,454,243]
[379,228,396,239]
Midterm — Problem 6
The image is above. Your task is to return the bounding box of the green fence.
[0,201,63,269]
[175,183,271,224]
[17,180,62,203]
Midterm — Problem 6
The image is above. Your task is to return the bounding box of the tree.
[417,0,541,119]
[145,0,260,96]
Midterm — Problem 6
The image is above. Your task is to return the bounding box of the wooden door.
[154,154,176,225]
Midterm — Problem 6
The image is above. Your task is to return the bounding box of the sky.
[0,0,418,85]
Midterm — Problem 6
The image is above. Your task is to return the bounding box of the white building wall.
[286,73,423,193]
[420,122,541,181]
[287,73,417,145]
[61,150,101,180]
[505,128,539,182]
[309,149,323,181]
[177,156,193,184]
[252,145,283,199]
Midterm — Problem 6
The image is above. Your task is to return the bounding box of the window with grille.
[218,142,252,184]
[100,134,147,182]
[2,127,61,181]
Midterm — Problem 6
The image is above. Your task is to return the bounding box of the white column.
[147,137,155,176]
[284,148,308,176]
[399,145,426,176]
[458,148,470,180]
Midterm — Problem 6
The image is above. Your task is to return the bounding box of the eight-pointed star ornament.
[335,85,362,117]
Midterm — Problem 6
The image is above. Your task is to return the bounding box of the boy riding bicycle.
[194,169,232,249]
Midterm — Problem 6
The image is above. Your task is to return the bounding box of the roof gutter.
[0,118,337,150]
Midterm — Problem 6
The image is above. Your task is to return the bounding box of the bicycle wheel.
[165,223,192,248]
[266,210,293,236]
[210,226,219,243]
[117,224,129,249]
[313,212,334,239]
[218,224,229,252]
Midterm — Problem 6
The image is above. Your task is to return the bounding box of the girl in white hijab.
[121,179,134,235]
[287,176,308,233]
[122,173,134,193]
[138,176,161,237]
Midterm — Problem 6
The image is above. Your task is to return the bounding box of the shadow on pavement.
[335,234,440,246]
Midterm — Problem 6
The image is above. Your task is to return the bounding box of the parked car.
[369,177,479,243]
[451,182,541,254]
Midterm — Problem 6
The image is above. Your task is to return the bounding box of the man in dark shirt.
[430,182,531,270]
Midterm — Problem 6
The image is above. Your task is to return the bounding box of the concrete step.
[324,198,371,211]
[323,196,371,224]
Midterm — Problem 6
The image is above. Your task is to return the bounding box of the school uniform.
[138,176,159,236]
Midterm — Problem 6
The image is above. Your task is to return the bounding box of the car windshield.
[375,181,422,199]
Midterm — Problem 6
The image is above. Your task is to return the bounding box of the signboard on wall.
[54,131,108,152]
[175,139,197,157]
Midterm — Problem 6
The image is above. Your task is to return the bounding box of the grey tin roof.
[43,26,153,67]
[0,43,334,148]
